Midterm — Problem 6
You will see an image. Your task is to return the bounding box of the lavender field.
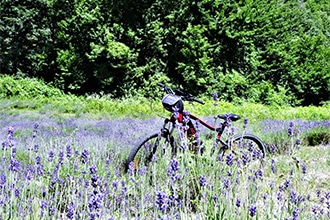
[1,111,330,219]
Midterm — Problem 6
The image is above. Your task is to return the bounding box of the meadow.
[0,96,329,219]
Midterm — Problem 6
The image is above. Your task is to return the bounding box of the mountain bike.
[125,83,266,172]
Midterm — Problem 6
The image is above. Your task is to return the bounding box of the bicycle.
[125,83,266,172]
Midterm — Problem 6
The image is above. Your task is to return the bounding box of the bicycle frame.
[160,112,230,153]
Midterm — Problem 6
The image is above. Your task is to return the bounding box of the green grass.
[1,95,329,121]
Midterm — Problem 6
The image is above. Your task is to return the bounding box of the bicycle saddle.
[217,113,241,121]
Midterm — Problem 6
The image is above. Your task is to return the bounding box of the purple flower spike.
[89,166,98,174]
[226,153,234,166]
[302,164,307,174]
[156,191,169,212]
[248,205,257,217]
[236,198,241,208]
[271,159,276,173]
[199,175,207,187]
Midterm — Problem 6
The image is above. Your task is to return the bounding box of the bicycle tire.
[125,132,177,172]
[219,133,266,167]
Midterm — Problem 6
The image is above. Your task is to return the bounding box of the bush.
[0,75,64,99]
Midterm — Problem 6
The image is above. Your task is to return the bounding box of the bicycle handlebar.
[157,83,205,105]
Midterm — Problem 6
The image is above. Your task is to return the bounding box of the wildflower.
[236,198,241,208]
[242,151,249,165]
[270,144,277,153]
[40,200,48,210]
[213,195,219,204]
[33,122,39,138]
[48,151,55,162]
[11,147,16,158]
[91,175,100,188]
[223,178,230,189]
[271,159,276,173]
[199,175,207,187]
[302,164,307,174]
[66,144,72,158]
[34,144,39,153]
[9,158,21,172]
[89,166,98,175]
[248,205,257,217]
[81,149,90,164]
[167,158,180,181]
[58,151,64,164]
[14,188,20,198]
[88,190,103,217]
[112,181,118,191]
[0,174,6,185]
[288,122,294,137]
[277,191,283,201]
[156,191,169,212]
[252,148,263,160]
[139,166,147,176]
[284,179,291,189]
[67,201,75,219]
[292,206,300,220]
[226,153,234,166]
[312,205,318,215]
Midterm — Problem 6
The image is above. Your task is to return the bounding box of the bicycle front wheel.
[125,131,177,173]
[220,133,266,168]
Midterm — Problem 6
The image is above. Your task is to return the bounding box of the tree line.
[1,0,329,106]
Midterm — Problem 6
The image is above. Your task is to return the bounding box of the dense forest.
[1,0,329,106]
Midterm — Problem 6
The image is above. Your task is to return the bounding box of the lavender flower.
[14,188,20,198]
[270,144,277,154]
[33,122,39,138]
[167,158,180,181]
[40,200,48,210]
[199,175,207,187]
[292,206,300,220]
[66,144,72,158]
[81,149,90,164]
[242,151,249,165]
[9,158,21,172]
[156,191,169,212]
[0,174,6,185]
[226,153,234,166]
[67,201,75,219]
[89,166,98,175]
[302,164,307,174]
[271,159,276,173]
[248,205,257,217]
[288,122,294,137]
[236,198,241,208]
[223,178,230,189]
[277,191,283,201]
[48,151,55,162]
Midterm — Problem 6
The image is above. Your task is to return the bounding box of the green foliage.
[0,0,329,105]
[304,127,330,146]
[0,75,329,121]
[0,75,64,99]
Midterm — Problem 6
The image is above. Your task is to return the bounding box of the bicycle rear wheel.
[125,131,177,173]
[220,133,266,168]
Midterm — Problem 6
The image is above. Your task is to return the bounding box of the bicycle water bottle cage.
[162,94,184,112]
[218,114,241,121]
